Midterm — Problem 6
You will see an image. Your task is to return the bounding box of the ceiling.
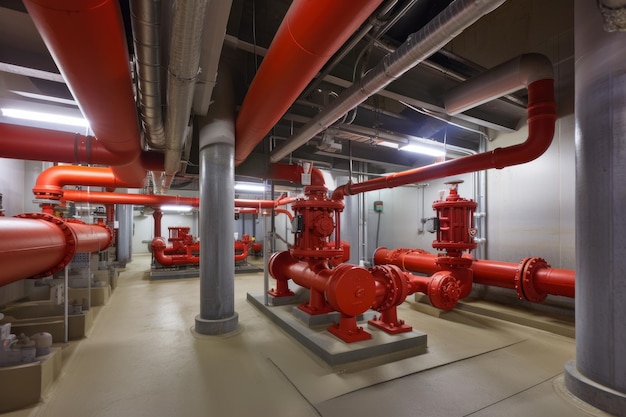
[0,0,532,189]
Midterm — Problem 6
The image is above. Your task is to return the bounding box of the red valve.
[432,180,477,255]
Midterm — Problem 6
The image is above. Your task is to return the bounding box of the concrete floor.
[3,254,612,417]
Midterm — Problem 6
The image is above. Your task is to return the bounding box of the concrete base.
[149,267,200,280]
[0,347,62,413]
[69,286,111,306]
[1,301,93,342]
[195,312,239,335]
[247,294,427,366]
[234,262,262,274]
[564,360,626,416]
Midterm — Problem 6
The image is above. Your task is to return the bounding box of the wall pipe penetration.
[234,0,384,165]
[332,53,556,200]
[22,0,147,185]
[0,213,112,286]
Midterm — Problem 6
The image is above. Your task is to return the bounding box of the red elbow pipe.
[332,78,556,200]
[0,213,111,286]
[34,166,142,200]
[235,0,383,165]
[23,0,144,184]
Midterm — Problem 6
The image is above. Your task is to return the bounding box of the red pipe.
[151,237,199,266]
[234,0,384,165]
[34,166,141,200]
[374,247,575,301]
[62,190,200,208]
[23,0,145,184]
[270,163,325,187]
[0,123,164,171]
[332,78,556,199]
[0,213,112,286]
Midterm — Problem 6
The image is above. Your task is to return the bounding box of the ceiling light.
[0,108,89,128]
[399,143,445,157]
[235,183,265,192]
[377,140,399,149]
[161,205,193,212]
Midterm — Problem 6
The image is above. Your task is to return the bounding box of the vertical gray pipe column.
[194,67,238,335]
[115,203,132,265]
[564,1,626,414]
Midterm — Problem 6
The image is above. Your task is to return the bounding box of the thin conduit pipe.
[22,0,146,184]
[331,54,556,200]
[234,0,385,166]
[269,0,507,163]
[0,123,164,170]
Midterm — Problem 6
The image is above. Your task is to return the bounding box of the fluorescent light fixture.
[400,143,445,157]
[161,205,193,212]
[377,140,399,149]
[1,108,89,128]
[235,183,265,192]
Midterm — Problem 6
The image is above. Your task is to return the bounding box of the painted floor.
[2,254,611,417]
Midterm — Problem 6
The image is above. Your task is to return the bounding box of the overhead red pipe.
[234,0,384,165]
[0,213,111,286]
[0,123,164,171]
[23,0,145,184]
[62,190,200,208]
[332,64,556,200]
[34,166,141,200]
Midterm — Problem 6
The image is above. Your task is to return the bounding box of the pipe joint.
[514,257,549,303]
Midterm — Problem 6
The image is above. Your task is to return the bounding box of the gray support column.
[115,203,132,264]
[564,1,626,414]
[194,66,238,335]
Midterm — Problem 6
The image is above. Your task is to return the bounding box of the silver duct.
[130,0,166,150]
[269,0,507,163]
[162,0,208,189]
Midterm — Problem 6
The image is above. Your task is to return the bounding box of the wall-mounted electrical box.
[373,201,383,213]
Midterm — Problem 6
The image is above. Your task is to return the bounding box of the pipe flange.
[325,263,376,317]
[514,257,548,303]
[428,270,461,310]
[369,264,409,311]
[16,212,77,278]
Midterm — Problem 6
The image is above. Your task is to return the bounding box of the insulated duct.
[235,0,385,165]
[22,0,146,185]
[269,0,507,163]
[130,0,166,149]
[162,0,209,189]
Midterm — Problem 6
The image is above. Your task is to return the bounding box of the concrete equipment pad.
[247,294,427,366]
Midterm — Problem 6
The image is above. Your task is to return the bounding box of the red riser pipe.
[23,0,145,184]
[332,78,556,200]
[235,0,383,165]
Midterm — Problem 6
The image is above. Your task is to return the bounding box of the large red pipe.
[0,214,111,286]
[374,247,575,300]
[0,123,164,171]
[34,166,140,200]
[23,0,145,184]
[234,0,384,165]
[332,80,556,199]
[271,163,325,187]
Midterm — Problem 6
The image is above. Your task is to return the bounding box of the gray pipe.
[162,0,208,188]
[130,0,166,149]
[563,0,626,414]
[195,65,238,335]
[269,0,506,163]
